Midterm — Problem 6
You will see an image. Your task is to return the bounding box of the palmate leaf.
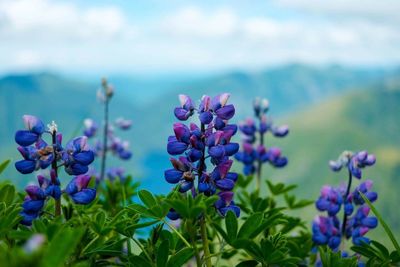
[266,180,297,195]
[0,183,16,206]
[40,227,85,267]
[237,212,263,239]
[0,159,11,175]
[166,247,194,267]
[284,193,314,209]
[318,246,358,267]
[359,191,400,255]
[225,210,238,243]
[139,190,157,208]
[156,239,170,267]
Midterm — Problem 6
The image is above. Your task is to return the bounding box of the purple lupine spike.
[313,150,379,250]
[165,93,240,217]
[236,98,288,177]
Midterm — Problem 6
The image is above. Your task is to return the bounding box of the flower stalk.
[51,129,61,217]
[99,78,110,181]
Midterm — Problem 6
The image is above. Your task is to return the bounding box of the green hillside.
[260,87,400,245]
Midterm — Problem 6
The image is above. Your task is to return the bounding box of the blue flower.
[166,93,240,217]
[174,94,195,121]
[20,184,46,226]
[38,170,62,200]
[312,216,341,250]
[164,157,195,193]
[215,191,240,217]
[15,115,45,146]
[83,119,98,138]
[15,139,53,174]
[65,175,96,204]
[63,136,95,175]
[110,137,132,160]
[329,151,376,179]
[347,205,377,245]
[315,186,343,216]
[236,98,289,177]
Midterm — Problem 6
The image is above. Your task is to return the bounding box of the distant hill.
[0,64,399,243]
[0,65,399,185]
[265,86,400,244]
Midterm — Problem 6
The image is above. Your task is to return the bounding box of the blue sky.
[1,0,399,75]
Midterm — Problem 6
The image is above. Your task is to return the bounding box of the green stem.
[256,121,265,195]
[163,219,191,248]
[200,217,212,267]
[132,238,154,266]
[51,130,61,217]
[341,169,352,236]
[99,81,109,181]
[187,220,202,267]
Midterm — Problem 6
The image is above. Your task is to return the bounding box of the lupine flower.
[312,150,378,252]
[315,186,343,216]
[214,191,240,217]
[15,115,45,146]
[165,94,240,218]
[15,140,53,174]
[346,205,378,245]
[82,83,133,182]
[115,117,132,130]
[110,137,132,160]
[235,98,288,178]
[351,180,378,205]
[312,216,341,250]
[167,208,180,220]
[329,150,376,179]
[83,119,98,138]
[20,184,46,225]
[23,234,46,253]
[63,136,95,175]
[106,167,127,181]
[38,170,61,200]
[15,115,96,224]
[174,94,195,120]
[65,175,96,204]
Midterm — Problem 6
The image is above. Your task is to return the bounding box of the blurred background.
[0,0,399,243]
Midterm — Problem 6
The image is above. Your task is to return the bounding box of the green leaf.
[371,240,390,259]
[167,247,193,267]
[0,184,15,206]
[129,255,153,267]
[267,180,297,195]
[157,239,170,267]
[40,227,85,267]
[237,213,263,239]
[236,260,259,267]
[0,159,11,175]
[139,190,157,208]
[225,210,238,243]
[359,191,400,255]
[212,222,229,243]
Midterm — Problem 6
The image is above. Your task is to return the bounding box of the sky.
[0,0,400,75]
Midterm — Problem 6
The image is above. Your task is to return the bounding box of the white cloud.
[275,0,400,23]
[0,0,133,42]
[160,6,238,38]
[0,2,400,74]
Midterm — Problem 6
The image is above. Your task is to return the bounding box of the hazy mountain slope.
[0,65,398,188]
[262,87,400,243]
